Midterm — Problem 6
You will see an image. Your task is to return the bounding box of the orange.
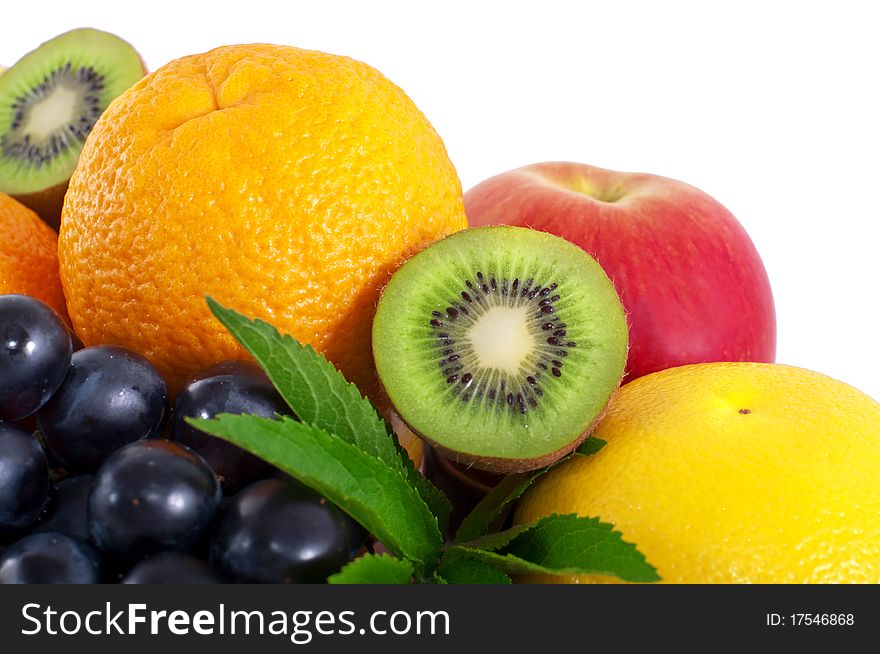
[515,363,880,583]
[0,192,67,319]
[59,44,467,396]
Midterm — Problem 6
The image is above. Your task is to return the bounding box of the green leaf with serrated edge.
[205,297,452,534]
[429,572,448,584]
[437,553,512,584]
[455,439,608,545]
[450,513,660,582]
[328,554,413,585]
[189,414,443,573]
[454,470,547,544]
[576,436,607,456]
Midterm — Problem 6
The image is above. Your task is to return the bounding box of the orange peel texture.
[59,44,467,397]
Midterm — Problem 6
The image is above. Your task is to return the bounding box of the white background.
[4,0,879,400]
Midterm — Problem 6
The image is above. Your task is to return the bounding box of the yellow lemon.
[515,362,880,583]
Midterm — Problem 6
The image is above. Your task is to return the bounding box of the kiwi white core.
[23,84,79,140]
[372,226,630,468]
[467,306,535,374]
[0,28,146,195]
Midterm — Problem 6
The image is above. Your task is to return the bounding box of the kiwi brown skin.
[381,367,624,474]
[405,393,615,474]
[13,181,67,230]
[420,426,591,474]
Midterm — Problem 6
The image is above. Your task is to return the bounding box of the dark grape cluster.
[0,294,362,584]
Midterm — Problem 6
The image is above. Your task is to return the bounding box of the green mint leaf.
[451,513,660,582]
[205,297,451,533]
[576,436,607,456]
[428,572,448,584]
[454,438,608,544]
[454,470,548,544]
[328,554,414,584]
[437,553,512,584]
[190,413,443,573]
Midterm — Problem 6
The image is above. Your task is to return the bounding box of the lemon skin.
[515,362,880,583]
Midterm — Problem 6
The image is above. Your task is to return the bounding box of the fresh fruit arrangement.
[0,28,878,585]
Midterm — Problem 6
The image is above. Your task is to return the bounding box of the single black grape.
[33,475,93,542]
[122,552,221,584]
[0,532,100,584]
[0,294,72,422]
[272,472,368,555]
[89,440,221,561]
[210,478,354,583]
[345,515,369,556]
[0,423,49,532]
[173,361,288,493]
[38,345,168,471]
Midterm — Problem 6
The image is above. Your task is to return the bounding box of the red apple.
[464,162,775,381]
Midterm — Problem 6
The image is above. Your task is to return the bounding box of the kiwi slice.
[373,226,628,473]
[0,28,144,228]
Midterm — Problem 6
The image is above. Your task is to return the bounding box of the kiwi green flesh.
[373,226,628,472]
[411,413,598,474]
[0,28,144,195]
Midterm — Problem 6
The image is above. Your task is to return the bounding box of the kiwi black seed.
[0,28,144,227]
[372,226,628,473]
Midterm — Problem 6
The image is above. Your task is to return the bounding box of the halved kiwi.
[0,28,145,228]
[373,226,628,473]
